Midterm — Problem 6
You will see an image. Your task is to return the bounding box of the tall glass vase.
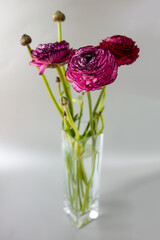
[62,130,103,228]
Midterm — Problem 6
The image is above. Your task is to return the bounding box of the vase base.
[64,203,99,228]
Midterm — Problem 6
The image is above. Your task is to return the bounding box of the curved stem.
[78,95,83,130]
[65,106,79,140]
[72,97,83,130]
[41,75,64,118]
[93,86,106,114]
[26,44,64,119]
[72,99,81,107]
[82,139,97,214]
[99,86,106,111]
[87,91,94,135]
[97,114,104,134]
[83,86,106,136]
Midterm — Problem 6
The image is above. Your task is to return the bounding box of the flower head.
[66,46,118,92]
[99,35,139,66]
[30,41,75,75]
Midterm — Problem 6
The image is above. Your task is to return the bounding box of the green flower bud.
[52,10,65,22]
[20,34,32,46]
[97,111,102,116]
[60,96,69,106]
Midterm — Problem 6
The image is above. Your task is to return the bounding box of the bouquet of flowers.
[20,10,139,228]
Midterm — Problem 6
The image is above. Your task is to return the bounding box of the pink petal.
[72,83,82,92]
[39,65,47,75]
[29,61,39,66]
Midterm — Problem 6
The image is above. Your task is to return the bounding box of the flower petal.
[72,83,83,92]
[39,65,47,75]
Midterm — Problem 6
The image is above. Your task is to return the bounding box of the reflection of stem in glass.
[64,132,99,217]
[81,137,97,214]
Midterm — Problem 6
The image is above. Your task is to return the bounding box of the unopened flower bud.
[60,96,69,106]
[97,111,101,116]
[56,76,60,83]
[52,10,65,22]
[20,34,32,46]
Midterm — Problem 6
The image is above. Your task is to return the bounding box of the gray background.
[0,0,160,239]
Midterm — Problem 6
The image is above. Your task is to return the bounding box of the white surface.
[0,148,160,239]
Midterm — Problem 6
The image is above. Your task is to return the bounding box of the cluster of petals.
[99,35,139,66]
[29,35,139,92]
[30,41,75,75]
[65,46,118,92]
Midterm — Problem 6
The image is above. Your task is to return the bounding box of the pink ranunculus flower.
[65,46,118,92]
[99,35,139,66]
[30,41,75,75]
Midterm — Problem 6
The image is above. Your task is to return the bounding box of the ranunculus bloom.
[99,35,139,66]
[30,41,75,75]
[65,46,118,92]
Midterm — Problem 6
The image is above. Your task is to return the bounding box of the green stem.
[79,158,88,185]
[72,97,83,131]
[62,65,66,76]
[61,66,72,102]
[96,87,106,134]
[68,174,73,206]
[87,91,94,135]
[82,140,97,214]
[57,21,62,42]
[57,66,74,117]
[27,45,32,59]
[78,95,83,130]
[65,156,73,206]
[63,116,69,131]
[65,106,79,140]
[83,86,106,136]
[97,114,104,134]
[58,82,62,98]
[76,142,88,187]
[57,82,64,115]
[80,179,84,197]
[57,20,73,117]
[77,163,82,209]
[94,113,99,134]
[93,86,106,114]
[41,75,64,118]
[26,44,64,120]
[99,86,106,111]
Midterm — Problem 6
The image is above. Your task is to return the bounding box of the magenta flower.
[30,41,75,75]
[65,46,118,92]
[99,35,139,66]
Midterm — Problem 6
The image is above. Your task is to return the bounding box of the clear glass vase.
[62,130,103,228]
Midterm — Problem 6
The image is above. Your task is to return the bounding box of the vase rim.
[62,129,103,142]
